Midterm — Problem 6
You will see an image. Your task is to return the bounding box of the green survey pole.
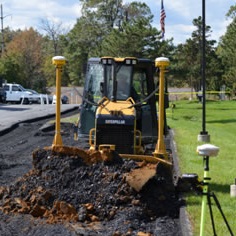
[200,156,210,236]
[52,56,66,147]
[196,144,234,236]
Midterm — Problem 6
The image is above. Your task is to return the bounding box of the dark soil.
[0,111,183,236]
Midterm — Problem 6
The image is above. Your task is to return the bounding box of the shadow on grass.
[209,182,231,194]
[181,182,231,206]
[183,115,199,121]
[207,119,236,124]
[208,107,233,111]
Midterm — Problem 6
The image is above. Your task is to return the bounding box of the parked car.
[0,87,6,103]
[25,89,53,104]
[62,95,69,104]
[3,83,35,104]
[52,95,69,104]
[0,78,6,103]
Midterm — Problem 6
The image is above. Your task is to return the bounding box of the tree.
[2,28,48,92]
[0,1,175,88]
[171,17,223,92]
[39,19,71,87]
[63,0,130,85]
[99,2,164,58]
[63,15,104,85]
[0,27,19,55]
[217,5,236,93]
[64,0,173,85]
[39,19,68,56]
[80,0,123,30]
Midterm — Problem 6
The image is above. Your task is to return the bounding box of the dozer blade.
[44,145,123,165]
[125,163,158,192]
[120,154,173,192]
[44,146,106,165]
[119,154,172,165]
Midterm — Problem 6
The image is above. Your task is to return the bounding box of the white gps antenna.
[196,144,219,157]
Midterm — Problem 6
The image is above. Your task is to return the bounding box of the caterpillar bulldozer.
[77,57,169,152]
[73,56,172,191]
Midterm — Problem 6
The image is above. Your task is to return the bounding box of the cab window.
[85,63,103,103]
[12,85,22,92]
[133,69,148,100]
[116,66,132,100]
[3,85,9,91]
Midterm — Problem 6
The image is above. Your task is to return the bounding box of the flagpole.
[160,0,166,40]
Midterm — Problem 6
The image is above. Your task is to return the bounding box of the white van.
[3,83,35,104]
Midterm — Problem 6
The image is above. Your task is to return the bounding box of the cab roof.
[88,57,154,64]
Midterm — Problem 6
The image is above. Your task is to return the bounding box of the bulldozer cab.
[78,57,160,152]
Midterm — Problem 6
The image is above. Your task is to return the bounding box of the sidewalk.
[0,104,79,134]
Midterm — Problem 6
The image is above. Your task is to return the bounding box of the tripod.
[197,144,234,236]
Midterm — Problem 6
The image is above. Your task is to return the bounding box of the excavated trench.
[0,120,183,236]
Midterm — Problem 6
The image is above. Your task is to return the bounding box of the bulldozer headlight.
[101,57,137,65]
[101,58,113,65]
[125,58,137,65]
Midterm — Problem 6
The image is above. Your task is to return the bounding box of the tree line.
[0,0,235,95]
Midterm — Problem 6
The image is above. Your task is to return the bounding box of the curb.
[169,129,193,236]
[0,106,79,136]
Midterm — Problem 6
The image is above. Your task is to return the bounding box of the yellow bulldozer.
[78,57,169,152]
[73,56,172,191]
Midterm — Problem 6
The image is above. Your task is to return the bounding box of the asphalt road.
[0,103,79,135]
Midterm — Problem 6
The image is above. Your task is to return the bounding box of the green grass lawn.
[167,100,236,236]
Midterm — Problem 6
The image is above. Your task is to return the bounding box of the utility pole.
[1,4,4,54]
[0,4,11,54]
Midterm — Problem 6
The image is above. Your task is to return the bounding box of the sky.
[1,0,235,45]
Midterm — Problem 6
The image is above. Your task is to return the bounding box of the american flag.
[160,0,166,39]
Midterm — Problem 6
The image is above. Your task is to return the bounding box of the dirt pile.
[0,146,180,235]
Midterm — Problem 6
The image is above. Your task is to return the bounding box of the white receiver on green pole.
[197,144,233,236]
